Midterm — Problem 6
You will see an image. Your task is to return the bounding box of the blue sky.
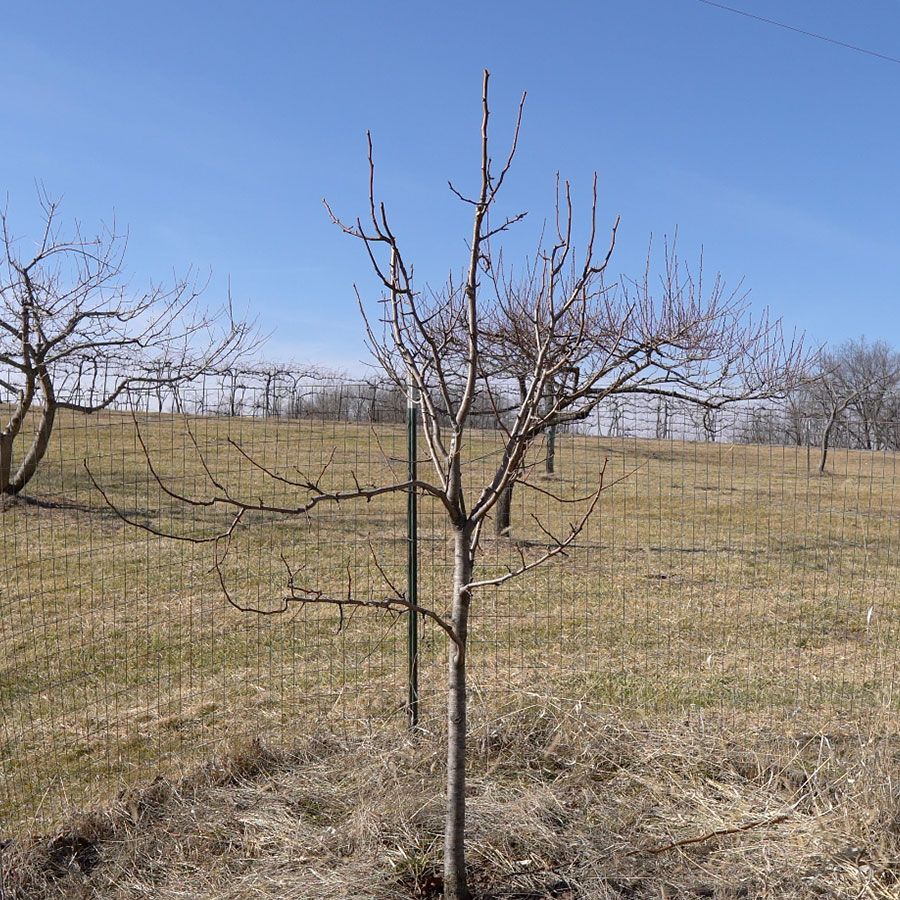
[2,1,898,372]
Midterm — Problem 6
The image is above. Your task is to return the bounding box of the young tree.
[94,72,806,899]
[0,194,255,496]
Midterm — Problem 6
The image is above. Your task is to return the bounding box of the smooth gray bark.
[444,525,473,900]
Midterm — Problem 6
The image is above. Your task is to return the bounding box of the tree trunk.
[0,431,12,495]
[1,376,37,496]
[819,408,839,474]
[864,424,873,451]
[10,402,55,493]
[444,525,473,900]
[494,483,512,536]
[545,424,556,475]
[9,371,56,495]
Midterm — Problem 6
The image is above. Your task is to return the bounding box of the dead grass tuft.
[2,697,898,899]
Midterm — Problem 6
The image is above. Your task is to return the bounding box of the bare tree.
[805,338,900,473]
[0,193,255,497]
[93,72,806,899]
[826,338,900,452]
[480,239,805,535]
[655,397,670,441]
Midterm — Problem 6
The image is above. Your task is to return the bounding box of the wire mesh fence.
[1,371,898,834]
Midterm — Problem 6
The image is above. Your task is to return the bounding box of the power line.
[696,0,900,66]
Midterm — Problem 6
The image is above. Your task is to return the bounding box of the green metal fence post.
[406,376,419,729]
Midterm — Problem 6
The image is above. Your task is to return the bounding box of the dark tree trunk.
[0,432,12,495]
[819,407,840,474]
[545,424,557,475]
[1,374,37,496]
[494,483,512,536]
[444,525,473,900]
[862,420,873,451]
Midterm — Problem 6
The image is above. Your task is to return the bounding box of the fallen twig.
[634,811,792,855]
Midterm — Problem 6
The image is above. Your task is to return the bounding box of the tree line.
[733,338,900,469]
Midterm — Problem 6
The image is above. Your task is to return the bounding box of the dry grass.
[2,697,898,899]
[1,404,898,835]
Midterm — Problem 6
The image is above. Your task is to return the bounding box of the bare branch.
[464,461,607,591]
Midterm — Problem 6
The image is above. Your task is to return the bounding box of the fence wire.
[1,376,898,833]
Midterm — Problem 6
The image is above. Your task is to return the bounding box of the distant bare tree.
[655,398,670,441]
[481,240,804,535]
[831,338,900,451]
[0,193,255,497]
[807,338,900,473]
[95,72,807,899]
[608,396,625,437]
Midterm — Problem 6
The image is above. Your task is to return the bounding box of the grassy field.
[1,404,898,834]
